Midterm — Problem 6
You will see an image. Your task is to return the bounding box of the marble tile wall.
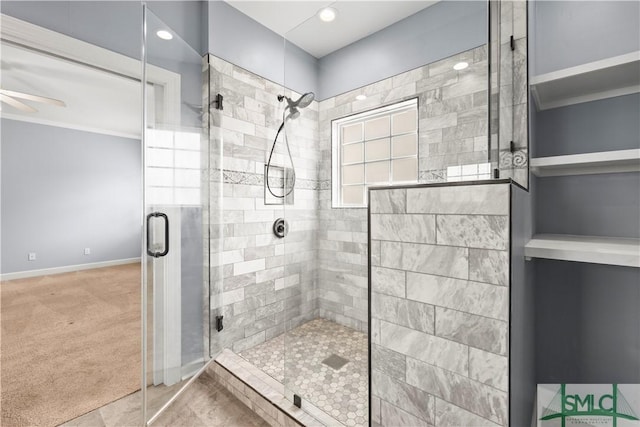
[316,46,490,332]
[369,182,511,427]
[208,55,321,355]
[207,46,493,351]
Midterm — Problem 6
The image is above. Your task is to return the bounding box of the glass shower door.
[142,6,215,423]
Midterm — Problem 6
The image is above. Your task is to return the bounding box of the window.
[332,99,418,207]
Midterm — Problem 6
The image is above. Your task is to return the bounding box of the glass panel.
[392,109,417,134]
[342,185,364,205]
[143,8,211,422]
[343,122,363,143]
[365,138,390,162]
[392,157,418,182]
[492,0,529,189]
[366,161,390,184]
[364,116,390,140]
[392,134,417,157]
[343,143,364,164]
[343,164,364,184]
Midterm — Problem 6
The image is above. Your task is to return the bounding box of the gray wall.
[510,185,535,427]
[318,0,487,100]
[534,94,640,157]
[536,173,640,239]
[531,0,640,76]
[1,1,142,60]
[207,0,319,97]
[1,1,206,58]
[535,260,640,383]
[531,0,640,387]
[1,119,141,274]
[205,1,486,101]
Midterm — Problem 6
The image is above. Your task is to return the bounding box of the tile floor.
[239,318,368,427]
[63,371,269,427]
[62,381,186,427]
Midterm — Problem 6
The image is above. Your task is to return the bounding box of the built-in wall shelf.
[525,234,640,267]
[530,51,640,111]
[530,149,640,177]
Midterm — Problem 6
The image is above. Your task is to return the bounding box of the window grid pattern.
[334,100,418,207]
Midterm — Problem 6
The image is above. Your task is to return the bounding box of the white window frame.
[331,98,419,208]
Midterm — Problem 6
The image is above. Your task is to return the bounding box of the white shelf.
[530,149,640,177]
[531,51,640,111]
[525,234,640,267]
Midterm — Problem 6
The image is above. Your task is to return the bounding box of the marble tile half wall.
[369,182,511,427]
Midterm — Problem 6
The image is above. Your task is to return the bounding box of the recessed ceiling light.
[356,94,367,101]
[453,62,469,71]
[156,30,173,40]
[318,7,337,22]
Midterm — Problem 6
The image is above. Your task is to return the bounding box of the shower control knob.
[273,218,288,238]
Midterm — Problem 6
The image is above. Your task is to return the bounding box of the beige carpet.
[1,263,141,427]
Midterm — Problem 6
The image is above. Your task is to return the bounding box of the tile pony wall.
[369,182,512,427]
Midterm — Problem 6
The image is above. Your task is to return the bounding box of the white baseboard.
[0,258,141,281]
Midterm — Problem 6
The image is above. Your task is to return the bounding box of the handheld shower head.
[295,92,315,109]
[278,92,315,120]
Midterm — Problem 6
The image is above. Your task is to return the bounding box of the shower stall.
[205,1,530,426]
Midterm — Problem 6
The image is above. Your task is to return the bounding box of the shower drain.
[322,354,349,370]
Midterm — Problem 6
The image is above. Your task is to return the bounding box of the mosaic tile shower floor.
[239,318,368,427]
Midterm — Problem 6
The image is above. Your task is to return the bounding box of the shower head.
[278,92,315,120]
[294,92,315,109]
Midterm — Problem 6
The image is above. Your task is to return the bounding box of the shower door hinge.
[212,93,224,111]
[510,35,515,51]
[216,315,224,332]
[293,394,302,408]
[510,141,516,153]
[493,168,500,179]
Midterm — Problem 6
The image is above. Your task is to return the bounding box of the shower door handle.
[146,212,169,258]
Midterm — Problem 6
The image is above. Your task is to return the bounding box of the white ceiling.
[226,1,438,58]
[1,42,143,138]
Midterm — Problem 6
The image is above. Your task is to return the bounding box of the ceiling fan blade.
[0,94,38,113]
[0,89,66,107]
